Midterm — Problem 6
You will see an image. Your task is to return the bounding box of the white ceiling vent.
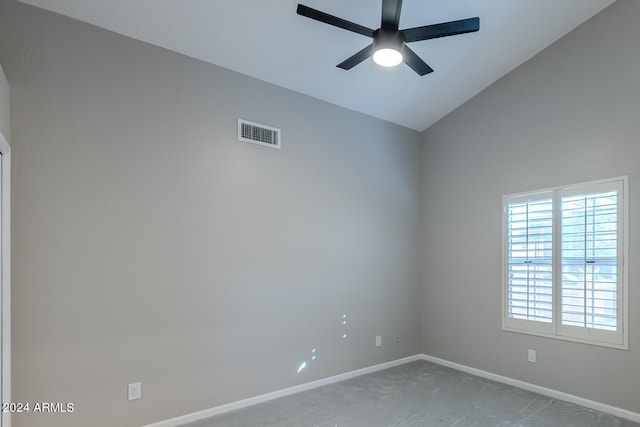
[238,119,281,149]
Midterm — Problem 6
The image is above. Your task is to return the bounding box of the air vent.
[238,119,281,149]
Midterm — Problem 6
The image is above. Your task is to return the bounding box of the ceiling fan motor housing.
[373,28,405,51]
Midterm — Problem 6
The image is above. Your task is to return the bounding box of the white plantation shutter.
[506,197,553,323]
[502,177,627,348]
[558,181,624,345]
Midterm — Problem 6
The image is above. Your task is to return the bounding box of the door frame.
[0,133,10,427]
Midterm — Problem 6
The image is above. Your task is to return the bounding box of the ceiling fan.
[297,0,480,76]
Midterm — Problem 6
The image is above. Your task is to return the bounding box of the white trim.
[0,133,10,427]
[622,175,629,348]
[143,355,422,427]
[502,176,629,200]
[419,354,640,424]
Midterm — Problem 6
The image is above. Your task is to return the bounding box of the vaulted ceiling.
[18,0,615,131]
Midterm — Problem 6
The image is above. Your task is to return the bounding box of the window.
[502,177,628,349]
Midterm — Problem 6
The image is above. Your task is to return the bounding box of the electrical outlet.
[395,334,400,343]
[376,336,382,347]
[128,382,142,400]
[527,349,536,363]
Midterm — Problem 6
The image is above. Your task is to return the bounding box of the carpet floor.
[182,360,639,426]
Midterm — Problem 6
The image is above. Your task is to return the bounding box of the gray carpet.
[182,360,639,426]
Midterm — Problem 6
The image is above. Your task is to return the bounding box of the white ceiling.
[18,0,615,131]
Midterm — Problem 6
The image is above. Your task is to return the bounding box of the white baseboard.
[144,353,640,426]
[419,354,640,424]
[143,355,422,427]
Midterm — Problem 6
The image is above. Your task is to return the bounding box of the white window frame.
[502,176,628,349]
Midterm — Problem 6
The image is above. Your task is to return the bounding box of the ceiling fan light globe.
[373,48,403,67]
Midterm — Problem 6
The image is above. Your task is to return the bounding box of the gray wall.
[0,1,422,426]
[420,0,640,414]
[0,62,8,143]
[4,0,640,424]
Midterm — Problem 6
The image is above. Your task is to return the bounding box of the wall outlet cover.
[527,349,536,363]
[128,382,142,400]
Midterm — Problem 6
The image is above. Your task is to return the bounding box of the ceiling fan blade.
[381,0,403,31]
[297,4,375,38]
[402,17,479,43]
[337,44,375,70]
[402,46,434,76]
